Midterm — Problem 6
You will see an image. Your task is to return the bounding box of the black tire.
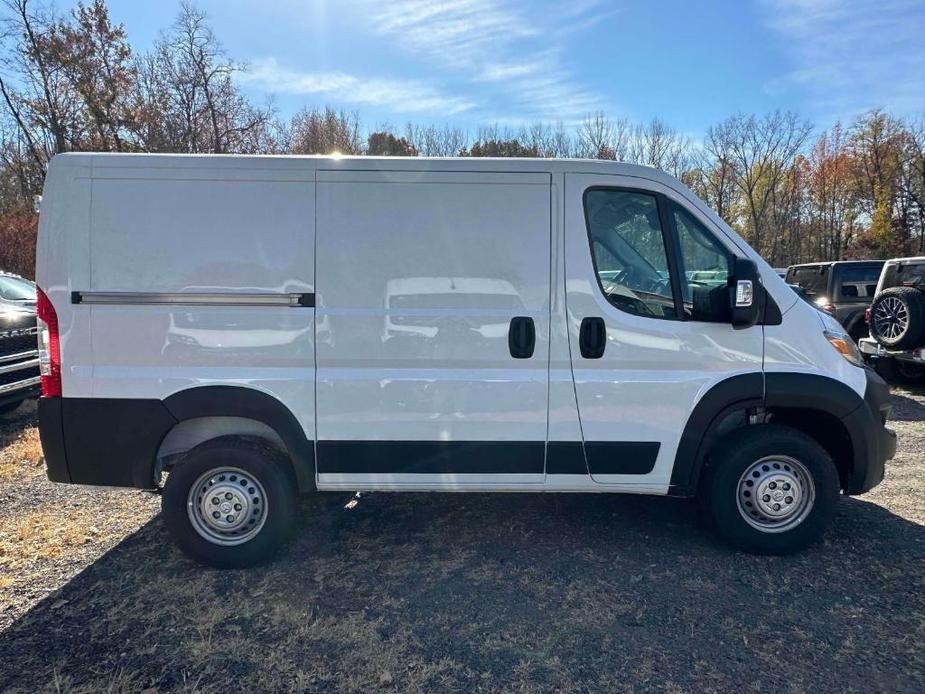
[0,399,25,417]
[162,436,299,568]
[875,356,925,386]
[845,314,869,343]
[869,286,925,349]
[699,424,840,555]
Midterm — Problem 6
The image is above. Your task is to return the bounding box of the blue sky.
[63,0,925,136]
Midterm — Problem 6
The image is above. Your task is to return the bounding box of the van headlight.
[824,330,864,367]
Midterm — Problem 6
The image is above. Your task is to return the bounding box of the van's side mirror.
[730,257,762,330]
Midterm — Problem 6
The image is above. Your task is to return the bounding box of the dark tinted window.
[881,261,925,289]
[584,189,677,319]
[787,265,829,299]
[835,265,882,300]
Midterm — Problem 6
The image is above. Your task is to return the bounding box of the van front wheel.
[162,437,299,568]
[700,425,839,554]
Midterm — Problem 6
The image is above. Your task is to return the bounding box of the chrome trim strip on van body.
[0,357,40,375]
[71,292,315,308]
[0,375,40,395]
[0,350,38,365]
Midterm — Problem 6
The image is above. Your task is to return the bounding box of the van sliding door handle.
[579,317,606,358]
[508,316,536,358]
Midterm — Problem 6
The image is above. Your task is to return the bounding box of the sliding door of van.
[315,170,551,489]
[564,173,764,493]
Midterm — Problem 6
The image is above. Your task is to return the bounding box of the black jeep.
[785,260,884,341]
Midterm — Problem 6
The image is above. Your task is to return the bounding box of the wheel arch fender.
[163,386,315,492]
[671,370,872,497]
[670,372,764,497]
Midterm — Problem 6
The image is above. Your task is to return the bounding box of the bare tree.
[720,111,812,255]
[404,123,468,156]
[288,106,361,154]
[577,111,629,160]
[901,115,925,252]
[140,3,269,154]
[627,118,692,178]
[684,122,739,224]
[0,0,74,167]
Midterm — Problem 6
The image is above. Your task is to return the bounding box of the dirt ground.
[0,387,923,693]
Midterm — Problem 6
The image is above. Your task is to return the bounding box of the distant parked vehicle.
[0,274,40,417]
[858,257,925,385]
[0,272,37,308]
[784,261,884,341]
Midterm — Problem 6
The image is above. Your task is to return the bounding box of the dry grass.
[1,511,98,562]
[0,389,923,692]
[0,425,42,480]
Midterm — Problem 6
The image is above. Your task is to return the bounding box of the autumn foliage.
[0,210,35,278]
[0,0,923,278]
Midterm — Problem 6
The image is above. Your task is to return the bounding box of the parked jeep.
[858,257,925,385]
[784,261,884,341]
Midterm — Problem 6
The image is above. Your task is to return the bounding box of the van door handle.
[579,317,606,358]
[508,316,536,358]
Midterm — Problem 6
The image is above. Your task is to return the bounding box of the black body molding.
[40,386,316,491]
[669,368,895,497]
[40,370,893,497]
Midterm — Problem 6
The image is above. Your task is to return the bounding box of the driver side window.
[672,203,733,322]
[583,189,678,319]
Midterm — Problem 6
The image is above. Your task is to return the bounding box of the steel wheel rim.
[187,467,268,546]
[736,456,815,533]
[873,297,908,340]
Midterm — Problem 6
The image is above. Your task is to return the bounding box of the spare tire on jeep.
[870,286,925,349]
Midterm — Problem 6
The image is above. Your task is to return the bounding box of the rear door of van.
[315,170,551,489]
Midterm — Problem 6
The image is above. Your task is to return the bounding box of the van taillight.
[864,308,871,325]
[36,287,62,397]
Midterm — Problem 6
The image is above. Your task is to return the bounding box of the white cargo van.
[36,153,896,567]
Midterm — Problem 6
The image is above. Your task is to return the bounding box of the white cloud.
[240,58,476,115]
[761,0,925,118]
[350,0,611,121]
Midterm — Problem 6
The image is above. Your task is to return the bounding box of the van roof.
[50,151,681,183]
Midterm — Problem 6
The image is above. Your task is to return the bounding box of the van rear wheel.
[700,425,839,554]
[162,437,299,568]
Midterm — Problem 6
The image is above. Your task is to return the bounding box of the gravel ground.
[0,388,922,693]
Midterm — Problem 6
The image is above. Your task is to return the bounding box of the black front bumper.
[842,367,896,494]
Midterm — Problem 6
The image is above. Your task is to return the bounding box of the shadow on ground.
[1,490,923,692]
[891,390,925,421]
